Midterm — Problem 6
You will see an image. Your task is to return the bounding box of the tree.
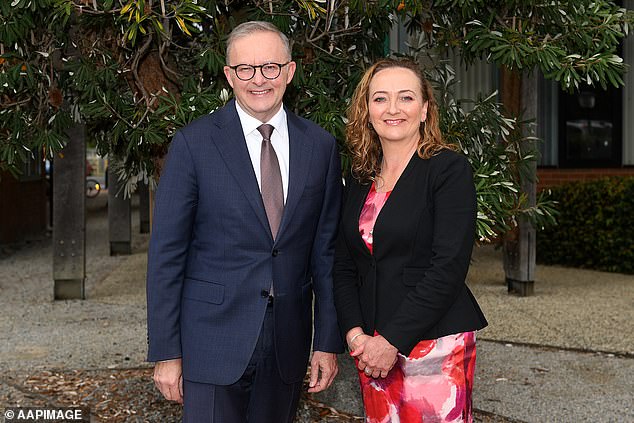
[1,0,390,190]
[2,0,632,247]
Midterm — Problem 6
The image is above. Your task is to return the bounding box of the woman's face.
[368,67,428,146]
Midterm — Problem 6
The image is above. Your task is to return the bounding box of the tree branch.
[130,32,153,106]
[1,97,32,109]
[159,40,182,89]
[71,0,124,15]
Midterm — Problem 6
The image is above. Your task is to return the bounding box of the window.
[558,85,622,167]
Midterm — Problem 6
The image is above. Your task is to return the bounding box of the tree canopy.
[1,0,632,240]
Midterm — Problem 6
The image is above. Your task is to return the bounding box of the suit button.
[272,249,279,257]
[261,290,270,298]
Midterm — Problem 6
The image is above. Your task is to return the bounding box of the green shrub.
[537,177,634,274]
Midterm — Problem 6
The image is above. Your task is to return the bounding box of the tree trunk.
[501,68,538,296]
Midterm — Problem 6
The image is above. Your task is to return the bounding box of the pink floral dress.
[357,182,477,423]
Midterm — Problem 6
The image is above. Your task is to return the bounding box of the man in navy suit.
[146,21,343,422]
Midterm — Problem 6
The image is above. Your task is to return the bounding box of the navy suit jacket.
[334,150,487,355]
[147,99,344,385]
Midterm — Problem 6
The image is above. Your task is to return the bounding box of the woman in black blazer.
[333,58,487,422]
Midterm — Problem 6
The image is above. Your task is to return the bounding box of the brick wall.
[0,171,48,244]
[537,168,634,191]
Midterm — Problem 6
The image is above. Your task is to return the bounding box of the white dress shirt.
[235,102,290,203]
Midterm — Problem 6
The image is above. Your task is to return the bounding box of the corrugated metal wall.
[444,50,497,110]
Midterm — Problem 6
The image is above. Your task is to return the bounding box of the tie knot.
[257,124,275,141]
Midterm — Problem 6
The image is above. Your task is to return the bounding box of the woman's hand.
[346,328,376,376]
[346,327,369,352]
[351,334,398,378]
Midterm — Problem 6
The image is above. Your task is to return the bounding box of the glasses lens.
[261,64,281,79]
[235,65,255,80]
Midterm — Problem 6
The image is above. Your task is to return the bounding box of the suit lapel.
[277,111,314,240]
[212,100,271,236]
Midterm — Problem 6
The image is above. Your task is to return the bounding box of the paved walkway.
[1,194,632,422]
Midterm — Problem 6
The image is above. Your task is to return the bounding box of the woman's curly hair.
[345,58,454,183]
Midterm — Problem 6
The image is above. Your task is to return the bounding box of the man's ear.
[285,61,297,84]
[223,66,235,88]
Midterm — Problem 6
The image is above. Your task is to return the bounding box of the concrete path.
[1,194,632,422]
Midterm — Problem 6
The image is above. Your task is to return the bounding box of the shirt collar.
[235,101,287,138]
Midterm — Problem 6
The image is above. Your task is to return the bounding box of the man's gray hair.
[226,21,292,64]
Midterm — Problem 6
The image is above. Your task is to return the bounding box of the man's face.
[224,31,296,122]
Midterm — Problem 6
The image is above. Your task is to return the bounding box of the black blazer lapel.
[212,100,271,236]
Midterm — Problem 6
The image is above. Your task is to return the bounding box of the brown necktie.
[258,124,283,240]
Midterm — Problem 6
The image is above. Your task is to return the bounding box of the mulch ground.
[1,368,516,422]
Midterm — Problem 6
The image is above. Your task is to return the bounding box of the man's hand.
[308,351,338,393]
[153,358,183,404]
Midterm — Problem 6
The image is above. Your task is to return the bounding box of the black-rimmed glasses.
[228,62,291,81]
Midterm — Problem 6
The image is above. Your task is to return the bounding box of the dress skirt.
[357,331,477,423]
